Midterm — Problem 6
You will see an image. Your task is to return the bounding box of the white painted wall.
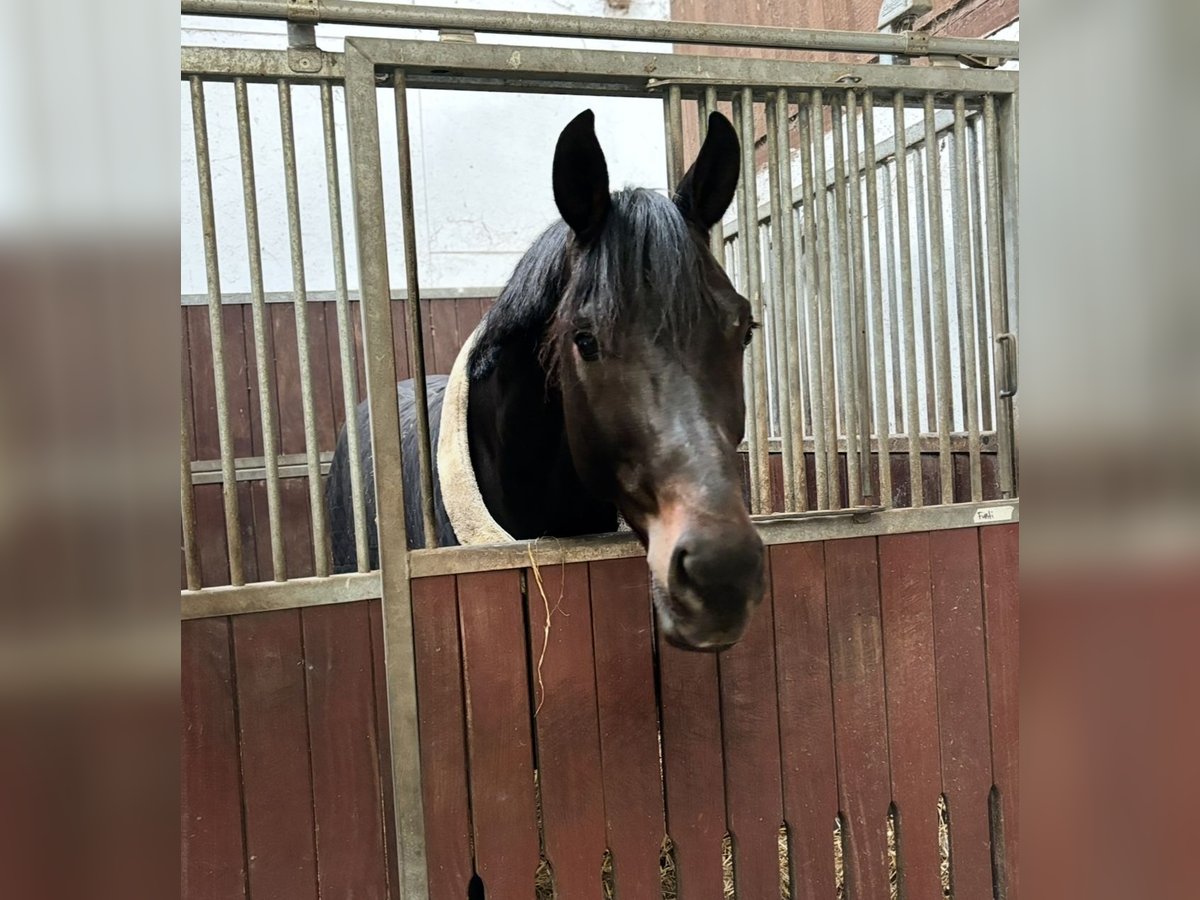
[180,0,671,298]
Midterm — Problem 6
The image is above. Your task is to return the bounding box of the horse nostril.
[671,530,763,597]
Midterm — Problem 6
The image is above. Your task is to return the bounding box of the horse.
[327,109,765,651]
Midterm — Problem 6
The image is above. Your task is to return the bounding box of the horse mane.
[468,188,714,380]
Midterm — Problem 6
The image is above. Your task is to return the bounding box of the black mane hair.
[468,187,715,380]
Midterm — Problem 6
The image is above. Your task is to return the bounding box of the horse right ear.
[674,112,741,232]
[552,109,611,244]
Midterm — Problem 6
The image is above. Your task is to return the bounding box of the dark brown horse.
[328,109,764,650]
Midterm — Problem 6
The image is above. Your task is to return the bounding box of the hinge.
[286,19,321,75]
[287,0,318,24]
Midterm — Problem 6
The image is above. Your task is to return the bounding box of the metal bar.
[830,97,861,507]
[893,92,924,506]
[862,91,892,508]
[772,89,806,510]
[279,80,330,577]
[879,157,904,431]
[998,90,1019,490]
[845,90,873,502]
[765,96,794,509]
[181,397,202,592]
[393,71,439,549]
[808,90,838,508]
[182,46,343,82]
[189,76,244,586]
[923,93,955,503]
[913,148,937,431]
[984,95,1015,497]
[665,84,684,191]
[182,571,383,620]
[735,89,773,514]
[343,40,427,896]
[182,0,1020,60]
[180,285,504,306]
[322,81,371,572]
[967,116,993,430]
[952,96,983,501]
[701,87,725,258]
[235,78,287,581]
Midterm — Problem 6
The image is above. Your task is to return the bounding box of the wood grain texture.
[231,610,319,900]
[411,575,474,899]
[526,561,608,899]
[771,541,839,900]
[825,537,892,900]
[458,569,540,898]
[589,558,667,898]
[182,618,248,900]
[879,532,944,900]
[930,528,994,900]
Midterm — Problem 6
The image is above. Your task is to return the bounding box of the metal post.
[845,90,874,502]
[984,95,1016,497]
[923,93,955,503]
[951,95,982,501]
[279,80,331,576]
[343,39,428,897]
[189,76,244,586]
[809,90,839,508]
[967,116,993,430]
[393,71,439,548]
[665,84,684,192]
[235,78,287,581]
[830,98,861,506]
[322,81,371,571]
[913,147,937,431]
[893,92,924,505]
[879,157,904,430]
[862,91,892,507]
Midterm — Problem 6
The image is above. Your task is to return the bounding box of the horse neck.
[466,335,616,539]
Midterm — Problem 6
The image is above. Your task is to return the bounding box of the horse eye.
[574,331,600,361]
[742,319,759,348]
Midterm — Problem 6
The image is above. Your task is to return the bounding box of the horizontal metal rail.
[181,0,1018,60]
[181,498,1019,618]
[180,285,502,306]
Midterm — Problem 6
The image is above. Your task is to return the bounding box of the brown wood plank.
[182,618,248,900]
[658,626,726,899]
[980,523,1018,899]
[248,478,276,582]
[421,299,437,375]
[719,554,785,899]
[231,610,319,900]
[351,300,368,397]
[188,306,219,461]
[526,561,607,898]
[825,537,892,900]
[235,480,259,584]
[271,303,306,456]
[390,300,410,385]
[588,558,667,898]
[367,600,403,896]
[457,569,539,898]
[768,452,786,512]
[194,482,229,587]
[930,528,995,900]
[324,300,354,435]
[182,309,198,460]
[220,304,254,457]
[879,532,944,900]
[279,476,315,579]
[454,297,486,349]
[240,305,264,457]
[411,575,474,899]
[302,602,390,900]
[305,302,339,453]
[771,541,839,900]
[429,298,461,376]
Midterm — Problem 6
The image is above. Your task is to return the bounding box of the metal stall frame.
[181,14,1019,895]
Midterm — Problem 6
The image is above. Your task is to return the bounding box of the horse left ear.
[553,109,611,244]
[674,112,740,232]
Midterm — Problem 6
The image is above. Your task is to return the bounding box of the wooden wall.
[181,523,1019,899]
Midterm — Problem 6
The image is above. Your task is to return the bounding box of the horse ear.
[552,109,611,244]
[674,112,741,232]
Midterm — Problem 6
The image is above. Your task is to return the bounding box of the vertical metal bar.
[181,397,201,591]
[792,202,813,437]
[952,96,983,501]
[984,95,1016,497]
[322,81,370,571]
[893,92,924,505]
[809,90,839,507]
[862,91,892,507]
[343,41,427,897]
[189,76,244,586]
[702,87,725,259]
[913,148,937,431]
[735,88,772,514]
[772,89,807,510]
[665,84,685,192]
[879,157,904,430]
[235,79,287,581]
[845,90,873,502]
[393,71,438,548]
[830,97,861,506]
[923,93,955,502]
[967,116,993,430]
[998,89,1019,492]
[279,80,330,577]
[765,94,796,511]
